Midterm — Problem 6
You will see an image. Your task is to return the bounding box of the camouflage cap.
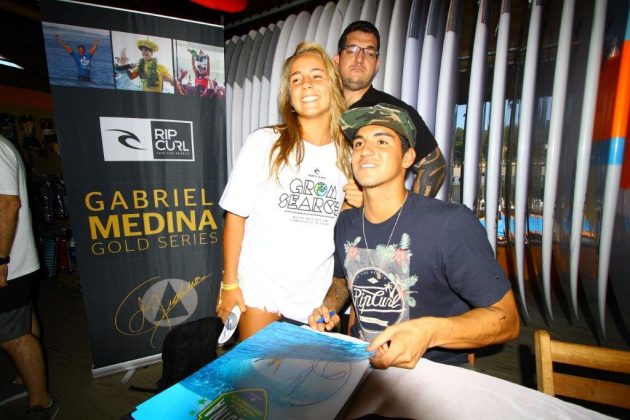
[340,103,416,148]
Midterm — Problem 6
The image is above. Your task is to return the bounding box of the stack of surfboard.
[224,0,630,337]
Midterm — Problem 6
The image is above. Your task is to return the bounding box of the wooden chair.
[534,329,630,409]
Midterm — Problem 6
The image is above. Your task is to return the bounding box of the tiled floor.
[1,272,628,419]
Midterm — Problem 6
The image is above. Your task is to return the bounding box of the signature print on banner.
[114,274,210,347]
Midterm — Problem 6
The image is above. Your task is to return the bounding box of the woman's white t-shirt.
[220,128,348,323]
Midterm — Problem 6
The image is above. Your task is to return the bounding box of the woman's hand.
[343,178,363,209]
[215,287,246,324]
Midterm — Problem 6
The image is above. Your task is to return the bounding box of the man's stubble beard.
[341,70,374,92]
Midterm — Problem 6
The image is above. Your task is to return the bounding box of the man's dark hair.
[337,20,380,53]
[77,44,86,50]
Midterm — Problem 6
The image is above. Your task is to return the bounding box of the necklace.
[362,192,408,280]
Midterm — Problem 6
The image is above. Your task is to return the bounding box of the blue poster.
[133,322,372,419]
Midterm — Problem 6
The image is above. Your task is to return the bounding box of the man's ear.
[402,148,416,170]
[333,54,340,67]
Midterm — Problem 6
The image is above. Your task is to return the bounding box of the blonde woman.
[217,42,361,340]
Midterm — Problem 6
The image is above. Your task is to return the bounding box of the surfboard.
[359,0,378,23]
[484,0,511,254]
[224,38,236,172]
[513,0,543,321]
[225,35,245,173]
[568,0,606,318]
[231,31,256,165]
[433,0,462,201]
[341,0,364,37]
[401,0,430,108]
[305,5,323,41]
[371,0,395,91]
[286,10,311,60]
[260,22,283,127]
[541,0,575,319]
[594,8,630,334]
[325,0,349,58]
[383,0,412,99]
[462,0,490,211]
[241,29,263,152]
[314,2,336,48]
[224,36,238,80]
[251,25,274,134]
[416,0,448,134]
[267,13,296,125]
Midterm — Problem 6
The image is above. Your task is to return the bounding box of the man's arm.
[90,38,99,56]
[308,276,349,332]
[368,289,520,369]
[0,194,20,287]
[54,34,72,54]
[412,146,446,197]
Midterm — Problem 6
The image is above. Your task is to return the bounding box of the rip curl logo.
[343,234,418,341]
[108,129,145,150]
[352,268,404,337]
[100,117,194,162]
[278,177,341,218]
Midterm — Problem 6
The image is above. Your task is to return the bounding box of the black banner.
[40,0,226,372]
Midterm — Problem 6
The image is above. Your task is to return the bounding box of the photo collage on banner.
[42,22,226,97]
[40,0,226,375]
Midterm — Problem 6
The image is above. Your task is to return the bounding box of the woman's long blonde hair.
[269,42,351,180]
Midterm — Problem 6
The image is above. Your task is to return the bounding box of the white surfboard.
[251,25,274,134]
[224,38,236,172]
[383,0,412,99]
[325,0,349,58]
[241,29,264,151]
[226,35,245,173]
[416,0,448,134]
[596,10,630,334]
[231,31,256,165]
[462,0,490,211]
[513,0,543,321]
[260,22,283,127]
[372,0,395,91]
[314,2,336,48]
[342,0,364,35]
[433,0,462,201]
[305,5,324,41]
[286,10,311,60]
[359,0,378,23]
[568,0,606,318]
[541,0,575,319]
[224,36,238,79]
[401,0,430,108]
[267,14,297,125]
[484,0,511,254]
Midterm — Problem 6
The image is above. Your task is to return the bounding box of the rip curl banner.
[40,0,226,375]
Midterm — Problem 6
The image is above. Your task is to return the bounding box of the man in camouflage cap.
[308,103,519,370]
[340,103,416,150]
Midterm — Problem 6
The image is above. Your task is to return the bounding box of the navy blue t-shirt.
[334,193,510,365]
